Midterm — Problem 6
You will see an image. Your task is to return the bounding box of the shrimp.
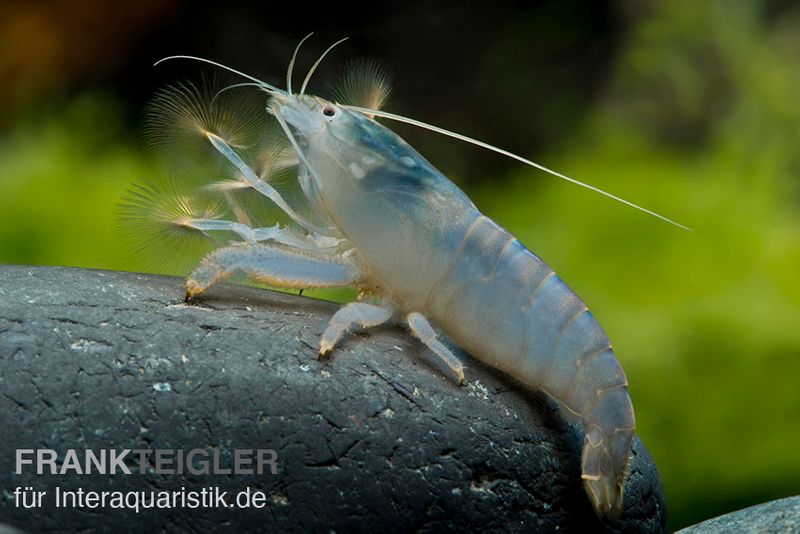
[125,37,687,519]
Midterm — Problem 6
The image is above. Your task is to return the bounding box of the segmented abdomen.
[427,215,635,515]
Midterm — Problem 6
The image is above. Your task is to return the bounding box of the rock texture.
[0,265,667,532]
[677,496,800,533]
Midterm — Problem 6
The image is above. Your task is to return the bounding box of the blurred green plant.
[0,0,798,530]
[0,94,146,271]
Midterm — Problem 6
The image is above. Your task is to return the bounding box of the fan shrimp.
[123,35,688,518]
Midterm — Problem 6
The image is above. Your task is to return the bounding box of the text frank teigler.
[13,448,280,512]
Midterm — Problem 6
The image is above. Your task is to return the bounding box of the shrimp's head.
[269,93,425,193]
[270,94,331,139]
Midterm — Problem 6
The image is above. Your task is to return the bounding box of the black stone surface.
[0,265,667,532]
[676,496,800,533]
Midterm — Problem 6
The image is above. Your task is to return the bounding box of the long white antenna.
[300,37,349,96]
[210,82,270,105]
[154,56,285,95]
[287,33,314,95]
[343,105,691,231]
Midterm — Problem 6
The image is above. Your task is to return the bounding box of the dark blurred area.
[1,1,799,530]
[0,0,626,181]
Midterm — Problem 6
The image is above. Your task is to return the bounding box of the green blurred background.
[1,0,798,528]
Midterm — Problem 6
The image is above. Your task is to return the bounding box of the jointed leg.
[182,218,343,251]
[186,242,360,300]
[407,312,465,385]
[205,132,325,234]
[319,303,394,357]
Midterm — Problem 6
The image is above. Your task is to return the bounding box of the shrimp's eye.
[322,105,336,117]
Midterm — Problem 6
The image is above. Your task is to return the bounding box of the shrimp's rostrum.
[126,37,687,519]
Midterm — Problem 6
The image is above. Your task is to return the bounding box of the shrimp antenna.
[287,32,314,95]
[211,82,271,105]
[300,37,349,96]
[154,56,286,96]
[343,105,691,231]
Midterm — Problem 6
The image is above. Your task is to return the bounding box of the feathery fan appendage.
[259,140,300,180]
[118,178,229,273]
[252,122,300,182]
[125,76,323,271]
[331,59,392,112]
[144,80,268,181]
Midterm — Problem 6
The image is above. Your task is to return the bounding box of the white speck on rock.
[152,382,171,392]
[467,380,490,400]
[270,493,289,506]
[70,339,96,352]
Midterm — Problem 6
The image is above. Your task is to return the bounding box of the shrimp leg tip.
[317,303,394,360]
[318,342,333,359]
[406,312,465,386]
[185,280,205,302]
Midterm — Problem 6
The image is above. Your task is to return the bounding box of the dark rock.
[677,496,800,533]
[0,265,667,532]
